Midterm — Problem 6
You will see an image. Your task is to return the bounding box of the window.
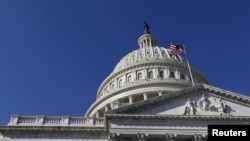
[127,75,132,83]
[148,71,153,79]
[111,83,115,88]
[170,71,175,78]
[118,79,122,86]
[180,73,185,80]
[104,87,108,93]
[159,71,164,78]
[137,72,142,80]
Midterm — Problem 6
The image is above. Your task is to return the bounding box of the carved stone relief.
[146,48,151,57]
[131,53,136,61]
[183,98,196,115]
[154,48,159,57]
[183,94,233,116]
[138,50,143,59]
[161,49,166,57]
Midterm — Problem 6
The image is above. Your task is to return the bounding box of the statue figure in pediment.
[183,98,196,115]
[217,99,225,110]
[216,98,227,115]
[207,98,233,115]
[198,94,208,111]
[208,103,216,112]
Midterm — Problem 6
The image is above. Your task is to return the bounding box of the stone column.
[145,69,148,80]
[129,95,133,104]
[143,93,147,100]
[166,68,170,78]
[158,91,162,96]
[105,105,109,111]
[95,111,100,118]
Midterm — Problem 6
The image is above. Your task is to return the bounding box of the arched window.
[137,72,142,80]
[148,71,153,79]
[159,71,164,79]
[104,87,108,93]
[127,75,132,83]
[118,79,122,86]
[180,73,185,80]
[111,83,115,89]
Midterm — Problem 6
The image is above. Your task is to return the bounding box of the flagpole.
[182,44,195,86]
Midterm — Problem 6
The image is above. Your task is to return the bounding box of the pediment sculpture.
[183,94,233,116]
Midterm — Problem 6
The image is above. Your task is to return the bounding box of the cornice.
[105,114,250,131]
[203,84,250,107]
[105,114,250,122]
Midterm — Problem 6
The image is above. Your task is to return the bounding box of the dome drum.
[97,62,208,99]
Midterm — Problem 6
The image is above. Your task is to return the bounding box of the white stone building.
[1,24,250,141]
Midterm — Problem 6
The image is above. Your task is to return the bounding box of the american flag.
[170,44,186,56]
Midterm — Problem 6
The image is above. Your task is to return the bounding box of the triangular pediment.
[106,84,250,117]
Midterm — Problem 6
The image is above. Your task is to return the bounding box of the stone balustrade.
[8,115,105,127]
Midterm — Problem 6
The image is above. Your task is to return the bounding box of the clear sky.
[0,0,249,125]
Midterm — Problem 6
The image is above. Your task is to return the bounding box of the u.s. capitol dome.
[85,23,209,117]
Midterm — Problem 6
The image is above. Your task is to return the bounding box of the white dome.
[113,46,183,72]
[85,25,209,118]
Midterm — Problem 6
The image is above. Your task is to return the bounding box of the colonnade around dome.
[87,60,208,117]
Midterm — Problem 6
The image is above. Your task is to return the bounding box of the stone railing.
[8,115,105,127]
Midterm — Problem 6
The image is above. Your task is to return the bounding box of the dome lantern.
[138,22,157,48]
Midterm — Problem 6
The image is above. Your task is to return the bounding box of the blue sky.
[0,0,249,125]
